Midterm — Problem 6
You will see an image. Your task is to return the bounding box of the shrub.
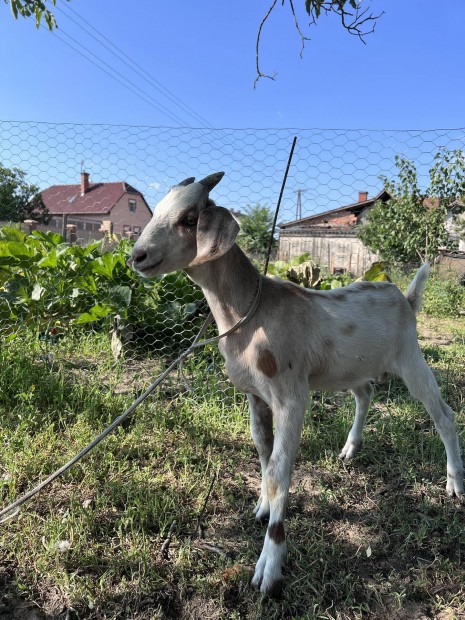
[422,271,465,317]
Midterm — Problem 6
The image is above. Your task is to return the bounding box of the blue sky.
[1,0,464,130]
[0,2,464,220]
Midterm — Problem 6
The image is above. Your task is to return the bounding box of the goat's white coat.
[131,174,464,595]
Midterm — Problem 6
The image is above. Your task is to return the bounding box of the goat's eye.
[181,213,198,227]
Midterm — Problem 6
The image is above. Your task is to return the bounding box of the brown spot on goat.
[268,521,285,544]
[267,479,278,501]
[323,338,335,350]
[342,322,357,336]
[257,349,277,378]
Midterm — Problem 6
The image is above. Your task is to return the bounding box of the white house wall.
[278,234,380,276]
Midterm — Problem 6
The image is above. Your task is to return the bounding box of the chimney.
[81,171,90,196]
[358,191,368,203]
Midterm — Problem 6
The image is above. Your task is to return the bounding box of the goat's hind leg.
[339,382,374,461]
[398,355,464,496]
[247,394,274,520]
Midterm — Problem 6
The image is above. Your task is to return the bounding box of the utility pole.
[295,189,307,220]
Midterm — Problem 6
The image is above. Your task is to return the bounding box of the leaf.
[0,241,34,259]
[74,275,98,294]
[32,230,64,247]
[0,227,27,243]
[31,283,45,301]
[366,546,372,558]
[10,0,19,19]
[289,252,311,267]
[88,253,118,279]
[74,304,112,325]
[357,262,390,282]
[108,285,132,309]
[38,249,57,268]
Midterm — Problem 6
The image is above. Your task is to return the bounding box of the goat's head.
[130,172,239,277]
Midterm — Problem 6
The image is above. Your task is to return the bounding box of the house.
[40,172,152,242]
[278,190,391,276]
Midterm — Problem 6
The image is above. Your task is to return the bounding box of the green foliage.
[4,0,68,29]
[0,164,49,224]
[422,272,465,318]
[268,252,324,287]
[0,227,206,354]
[359,149,465,264]
[237,204,276,261]
[268,253,388,290]
[0,228,147,329]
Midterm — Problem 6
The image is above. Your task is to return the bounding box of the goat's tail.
[405,262,430,315]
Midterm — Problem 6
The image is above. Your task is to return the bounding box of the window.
[123,225,132,234]
[129,199,137,213]
[133,226,141,235]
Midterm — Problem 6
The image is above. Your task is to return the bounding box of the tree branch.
[255,1,384,85]
[255,0,279,88]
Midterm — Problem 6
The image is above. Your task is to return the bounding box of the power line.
[50,27,190,126]
[55,2,212,128]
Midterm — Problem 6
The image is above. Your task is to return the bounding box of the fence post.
[99,220,113,239]
[23,219,38,235]
[66,224,77,244]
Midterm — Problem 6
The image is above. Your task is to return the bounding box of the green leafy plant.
[359,148,465,264]
[237,203,277,261]
[422,271,465,318]
[0,227,208,355]
[267,253,389,290]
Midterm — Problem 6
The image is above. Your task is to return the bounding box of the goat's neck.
[186,244,260,334]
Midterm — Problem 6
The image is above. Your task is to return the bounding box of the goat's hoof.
[446,473,464,497]
[251,566,283,597]
[253,497,270,521]
[338,442,359,461]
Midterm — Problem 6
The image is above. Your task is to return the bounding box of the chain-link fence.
[1,120,464,399]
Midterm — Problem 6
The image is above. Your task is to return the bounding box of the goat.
[130,172,464,595]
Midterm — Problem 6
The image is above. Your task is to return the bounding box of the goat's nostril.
[132,248,147,264]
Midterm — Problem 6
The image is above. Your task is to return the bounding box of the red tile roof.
[41,182,143,215]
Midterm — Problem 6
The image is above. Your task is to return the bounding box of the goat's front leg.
[251,395,307,595]
[247,394,274,520]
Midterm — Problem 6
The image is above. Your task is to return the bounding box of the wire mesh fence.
[1,120,464,399]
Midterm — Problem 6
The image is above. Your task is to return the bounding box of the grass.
[0,315,464,620]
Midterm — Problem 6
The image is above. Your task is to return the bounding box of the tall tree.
[0,164,49,223]
[359,149,465,264]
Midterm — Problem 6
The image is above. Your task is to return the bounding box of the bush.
[422,271,465,317]
[0,228,205,355]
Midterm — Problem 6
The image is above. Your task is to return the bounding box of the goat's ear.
[190,206,239,266]
[174,176,196,188]
[199,172,225,193]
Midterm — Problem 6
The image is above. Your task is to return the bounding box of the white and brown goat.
[130,172,464,595]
